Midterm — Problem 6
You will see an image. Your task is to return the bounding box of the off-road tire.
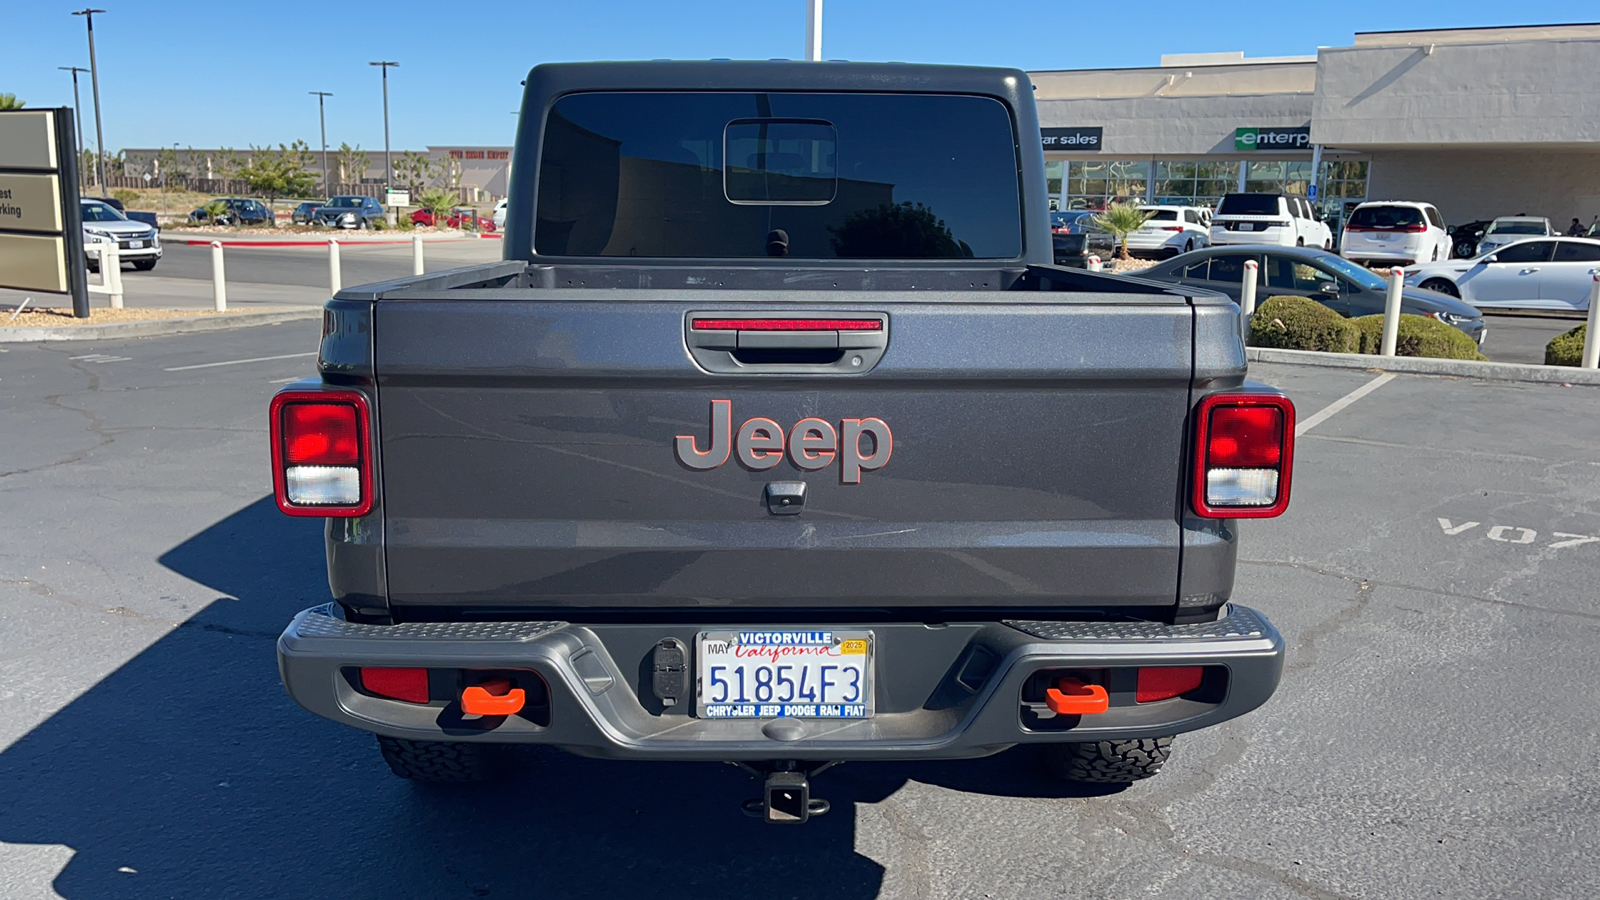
[132,259,157,271]
[376,735,505,783]
[1048,737,1174,783]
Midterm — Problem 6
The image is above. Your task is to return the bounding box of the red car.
[410,208,496,231]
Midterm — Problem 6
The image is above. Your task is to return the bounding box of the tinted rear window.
[1217,194,1282,217]
[535,92,1022,259]
[1144,209,1178,221]
[1349,206,1424,228]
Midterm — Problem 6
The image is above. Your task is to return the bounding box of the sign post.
[0,108,88,316]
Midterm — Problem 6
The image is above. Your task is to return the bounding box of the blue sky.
[5,1,1596,152]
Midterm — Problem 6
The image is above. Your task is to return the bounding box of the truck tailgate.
[373,294,1194,613]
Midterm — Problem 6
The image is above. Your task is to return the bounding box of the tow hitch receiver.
[738,762,835,824]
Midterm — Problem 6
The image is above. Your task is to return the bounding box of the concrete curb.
[0,308,322,343]
[1247,347,1600,386]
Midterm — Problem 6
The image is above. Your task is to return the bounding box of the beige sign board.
[0,233,68,294]
[0,112,59,171]
[0,173,64,233]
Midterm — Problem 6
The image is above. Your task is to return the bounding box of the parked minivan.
[1340,201,1451,267]
[1210,192,1332,250]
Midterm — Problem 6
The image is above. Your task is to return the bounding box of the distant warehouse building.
[1032,22,1600,234]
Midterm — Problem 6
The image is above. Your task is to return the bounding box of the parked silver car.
[1474,216,1552,257]
[81,198,161,272]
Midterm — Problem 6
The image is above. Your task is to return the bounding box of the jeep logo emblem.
[675,400,893,483]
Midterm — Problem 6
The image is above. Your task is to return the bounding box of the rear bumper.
[278,603,1284,761]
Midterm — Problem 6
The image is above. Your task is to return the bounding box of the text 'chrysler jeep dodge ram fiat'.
[271,61,1293,824]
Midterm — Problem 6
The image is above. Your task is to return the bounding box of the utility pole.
[805,0,823,62]
[310,91,333,196]
[59,66,90,193]
[72,9,109,191]
[369,61,398,191]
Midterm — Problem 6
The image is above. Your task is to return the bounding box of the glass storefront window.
[1045,161,1063,211]
[1055,157,1370,217]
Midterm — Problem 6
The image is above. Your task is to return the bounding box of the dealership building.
[1031,22,1600,233]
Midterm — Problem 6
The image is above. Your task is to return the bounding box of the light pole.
[59,66,89,193]
[309,91,332,196]
[369,61,398,192]
[806,0,822,62]
[71,9,108,191]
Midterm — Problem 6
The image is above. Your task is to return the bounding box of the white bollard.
[210,241,227,312]
[328,240,342,295]
[1087,255,1102,272]
[1381,267,1404,357]
[1581,274,1600,369]
[1240,259,1259,344]
[105,244,123,309]
[412,233,424,276]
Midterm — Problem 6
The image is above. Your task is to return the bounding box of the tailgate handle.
[686,314,889,374]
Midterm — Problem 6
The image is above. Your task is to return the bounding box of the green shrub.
[1351,314,1487,361]
[1247,295,1358,353]
[112,189,140,208]
[395,217,415,232]
[1546,324,1586,366]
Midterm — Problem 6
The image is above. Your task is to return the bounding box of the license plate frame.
[127,240,144,249]
[695,630,874,720]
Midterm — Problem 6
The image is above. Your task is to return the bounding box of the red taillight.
[270,390,372,517]
[1401,222,1427,233]
[1159,226,1184,232]
[360,667,430,703]
[1344,225,1371,233]
[1136,666,1204,702]
[691,319,882,332]
[282,403,359,465]
[1192,393,1294,518]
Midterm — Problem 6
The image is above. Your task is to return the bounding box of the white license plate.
[1374,233,1394,242]
[697,630,873,719]
[1239,223,1256,232]
[127,240,144,249]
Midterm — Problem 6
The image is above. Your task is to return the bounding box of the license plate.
[1240,223,1256,232]
[127,240,144,248]
[1374,233,1394,242]
[696,630,873,719]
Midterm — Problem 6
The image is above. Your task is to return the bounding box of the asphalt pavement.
[1,325,1597,899]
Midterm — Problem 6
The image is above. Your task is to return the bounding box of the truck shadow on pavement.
[0,496,1121,900]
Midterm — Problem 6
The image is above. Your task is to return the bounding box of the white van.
[1339,201,1451,266]
[1210,192,1332,250]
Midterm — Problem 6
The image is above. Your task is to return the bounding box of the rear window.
[1216,194,1281,217]
[1488,220,1547,235]
[1143,209,1178,221]
[535,91,1023,259]
[1349,206,1424,229]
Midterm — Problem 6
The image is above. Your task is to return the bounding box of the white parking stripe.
[1296,372,1397,436]
[269,376,307,383]
[165,351,317,372]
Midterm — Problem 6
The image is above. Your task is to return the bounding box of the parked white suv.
[1340,201,1451,266]
[1210,192,1331,250]
[492,197,508,231]
[1125,205,1211,259]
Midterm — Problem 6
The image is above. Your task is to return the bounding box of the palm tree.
[1091,201,1153,260]
[0,93,25,110]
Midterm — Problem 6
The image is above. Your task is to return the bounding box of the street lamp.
[368,61,398,192]
[309,91,332,196]
[71,9,108,191]
[58,66,90,193]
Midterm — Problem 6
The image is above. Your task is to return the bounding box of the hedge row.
[1247,295,1487,361]
[1546,324,1586,367]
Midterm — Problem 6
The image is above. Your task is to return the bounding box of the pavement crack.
[1240,558,1600,623]
[0,353,117,479]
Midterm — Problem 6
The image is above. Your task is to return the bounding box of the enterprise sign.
[1235,126,1312,150]
[1041,127,1103,150]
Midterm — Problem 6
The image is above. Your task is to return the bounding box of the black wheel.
[1420,278,1459,298]
[1183,239,1194,254]
[1046,737,1174,783]
[1295,237,1305,247]
[375,735,507,783]
[1431,247,1439,262]
[358,219,370,231]
[131,259,157,271]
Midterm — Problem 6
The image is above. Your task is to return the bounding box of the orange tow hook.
[461,679,526,716]
[1045,677,1109,715]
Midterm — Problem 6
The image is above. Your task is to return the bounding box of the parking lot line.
[164,352,318,372]
[1295,372,1397,437]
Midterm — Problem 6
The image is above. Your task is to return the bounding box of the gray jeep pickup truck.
[271,61,1293,823]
